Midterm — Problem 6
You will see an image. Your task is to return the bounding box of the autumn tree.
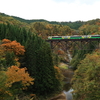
[0,66,34,100]
[72,50,100,100]
[54,66,64,84]
[0,71,12,100]
[0,39,25,69]
[32,22,73,39]
[6,65,34,88]
[1,39,25,55]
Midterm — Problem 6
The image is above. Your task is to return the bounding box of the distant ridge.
[0,12,90,29]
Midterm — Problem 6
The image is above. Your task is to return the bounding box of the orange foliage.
[2,39,11,43]
[1,39,25,55]
[6,66,34,88]
[96,22,100,25]
[57,50,64,55]
[91,33,95,35]
[54,66,64,81]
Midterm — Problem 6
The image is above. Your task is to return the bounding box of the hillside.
[0,13,29,27]
[1,12,100,31]
[0,12,85,30]
[78,19,100,35]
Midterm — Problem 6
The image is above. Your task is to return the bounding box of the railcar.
[89,35,100,38]
[48,36,62,39]
[48,35,100,40]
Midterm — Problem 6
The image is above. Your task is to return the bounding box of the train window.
[70,36,81,37]
[91,35,100,37]
[48,36,52,39]
[52,37,62,38]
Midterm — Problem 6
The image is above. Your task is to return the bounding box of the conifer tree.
[25,35,61,97]
[0,24,7,40]
[5,51,16,67]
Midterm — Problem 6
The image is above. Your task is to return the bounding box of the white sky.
[0,0,100,22]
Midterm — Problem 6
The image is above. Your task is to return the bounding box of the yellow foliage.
[54,66,64,81]
[6,66,34,88]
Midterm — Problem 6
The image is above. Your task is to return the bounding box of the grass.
[58,63,68,70]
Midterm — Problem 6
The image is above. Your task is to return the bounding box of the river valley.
[61,50,74,100]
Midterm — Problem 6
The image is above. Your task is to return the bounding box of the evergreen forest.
[0,12,100,100]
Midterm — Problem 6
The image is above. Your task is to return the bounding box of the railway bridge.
[46,35,100,51]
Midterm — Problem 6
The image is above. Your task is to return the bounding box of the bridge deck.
[46,38,100,42]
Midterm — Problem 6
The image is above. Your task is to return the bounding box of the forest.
[0,12,100,100]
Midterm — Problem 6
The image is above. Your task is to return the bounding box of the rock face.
[49,92,67,100]
[49,90,73,100]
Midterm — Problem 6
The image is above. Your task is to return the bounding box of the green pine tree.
[5,51,16,68]
[25,35,61,97]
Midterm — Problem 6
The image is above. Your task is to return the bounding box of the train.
[48,35,100,40]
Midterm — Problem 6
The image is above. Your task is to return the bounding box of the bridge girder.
[46,38,100,51]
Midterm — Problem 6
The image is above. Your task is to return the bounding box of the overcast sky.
[0,0,100,22]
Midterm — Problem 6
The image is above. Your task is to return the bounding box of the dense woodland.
[0,12,100,100]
